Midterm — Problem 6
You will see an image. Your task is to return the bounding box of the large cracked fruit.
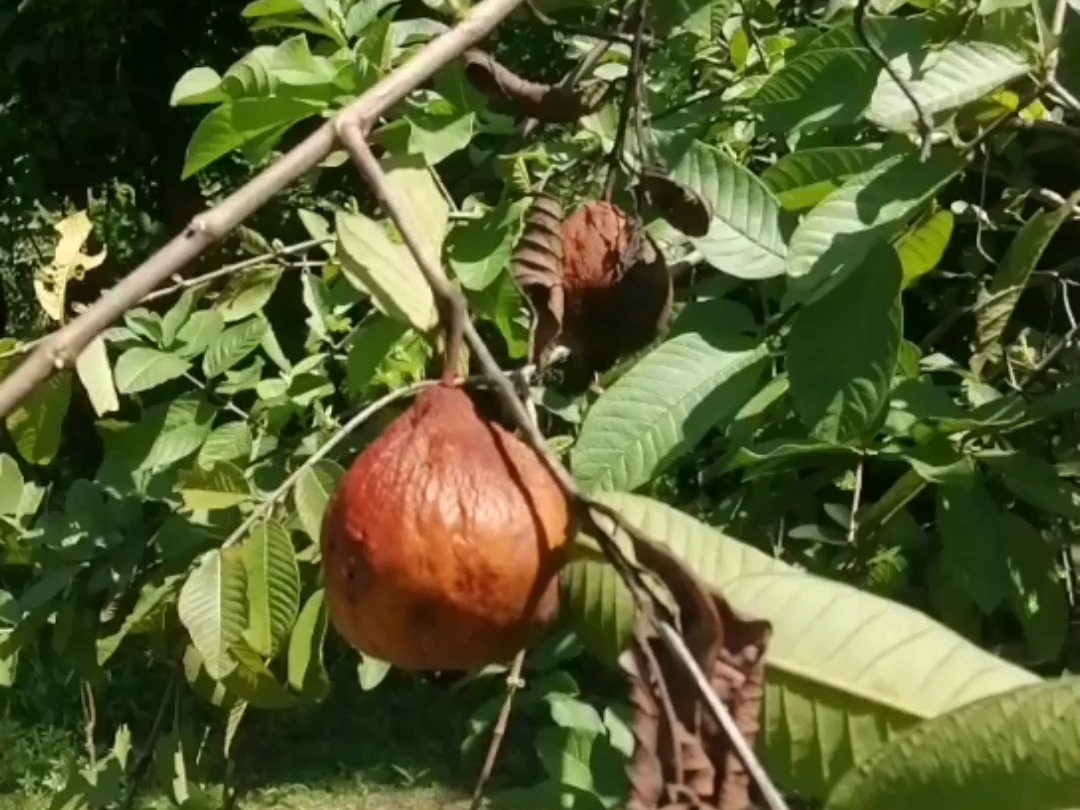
[320,384,571,672]
[560,200,673,376]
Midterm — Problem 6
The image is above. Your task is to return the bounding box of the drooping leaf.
[287,588,330,702]
[936,474,1011,613]
[973,191,1080,366]
[357,655,392,691]
[868,40,1030,131]
[243,521,300,658]
[202,317,268,379]
[762,145,896,211]
[787,245,903,442]
[178,547,248,680]
[3,371,72,466]
[895,208,954,289]
[666,140,789,279]
[293,461,345,545]
[786,148,966,302]
[560,559,635,666]
[824,678,1080,810]
[572,491,1038,800]
[0,454,24,516]
[75,335,120,416]
[337,212,439,332]
[178,462,251,512]
[571,331,768,492]
[114,348,191,394]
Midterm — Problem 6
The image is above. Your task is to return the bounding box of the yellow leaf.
[33,211,108,322]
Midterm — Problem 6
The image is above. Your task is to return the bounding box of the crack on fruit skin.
[321,385,571,672]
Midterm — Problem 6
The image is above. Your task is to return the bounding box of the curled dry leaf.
[462,49,607,124]
[320,384,572,672]
[623,542,771,810]
[639,170,714,239]
[511,193,566,369]
[561,201,673,376]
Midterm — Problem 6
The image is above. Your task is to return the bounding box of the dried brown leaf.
[510,193,565,368]
[640,171,713,238]
[622,541,771,810]
[462,50,607,124]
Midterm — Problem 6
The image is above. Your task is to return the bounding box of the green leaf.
[571,331,768,492]
[4,372,72,466]
[287,588,330,702]
[0,454,24,515]
[667,140,788,279]
[114,348,191,394]
[170,66,227,106]
[978,449,1080,521]
[75,335,120,417]
[895,208,953,289]
[825,678,1080,810]
[176,310,225,358]
[182,97,322,178]
[178,547,248,680]
[161,289,199,348]
[868,41,1030,131]
[973,191,1080,363]
[786,148,966,302]
[202,317,268,379]
[243,521,300,658]
[403,95,476,166]
[762,145,895,211]
[337,212,439,332]
[1000,513,1068,663]
[446,197,525,291]
[357,655,391,691]
[198,422,253,469]
[224,642,298,709]
[293,461,345,545]
[936,475,1011,613]
[787,245,903,442]
[179,462,251,511]
[560,559,635,666]
[346,316,408,399]
[216,266,283,323]
[575,491,1038,799]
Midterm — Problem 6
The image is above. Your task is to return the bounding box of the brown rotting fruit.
[321,384,571,672]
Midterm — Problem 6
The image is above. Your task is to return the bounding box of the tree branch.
[0,0,531,418]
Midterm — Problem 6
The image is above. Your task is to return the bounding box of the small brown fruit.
[321,384,571,672]
[560,201,673,375]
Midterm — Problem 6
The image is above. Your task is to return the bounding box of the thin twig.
[469,650,526,810]
[603,0,648,200]
[846,459,864,545]
[0,0,532,418]
[853,0,933,160]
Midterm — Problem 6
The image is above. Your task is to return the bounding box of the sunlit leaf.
[114,348,191,394]
[895,208,954,289]
[762,145,895,211]
[243,520,300,658]
[179,462,251,511]
[178,547,247,680]
[287,588,329,702]
[293,461,345,545]
[202,317,268,378]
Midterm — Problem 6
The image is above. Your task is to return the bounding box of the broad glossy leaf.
[4,371,72,466]
[114,348,191,394]
[178,547,247,680]
[182,98,322,178]
[243,521,300,658]
[667,140,788,279]
[1000,513,1068,663]
[560,560,635,666]
[825,678,1080,810]
[787,245,903,442]
[179,462,251,511]
[936,474,1011,613]
[446,197,525,291]
[974,191,1080,362]
[896,209,953,288]
[170,66,227,106]
[868,41,1030,131]
[786,149,966,302]
[0,454,24,515]
[287,588,329,702]
[75,335,120,416]
[762,145,894,211]
[202,317,268,379]
[293,460,345,544]
[337,212,438,332]
[573,491,1037,799]
[198,422,253,469]
[571,331,768,492]
[176,311,225,358]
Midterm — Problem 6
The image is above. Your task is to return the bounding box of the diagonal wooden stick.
[0,0,530,418]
